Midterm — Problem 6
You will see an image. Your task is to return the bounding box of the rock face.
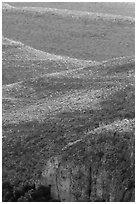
[39,122,135,202]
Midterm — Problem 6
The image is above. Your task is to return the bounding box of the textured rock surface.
[39,121,135,202]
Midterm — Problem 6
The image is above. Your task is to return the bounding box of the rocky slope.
[40,119,135,202]
[3,37,98,85]
[2,3,135,202]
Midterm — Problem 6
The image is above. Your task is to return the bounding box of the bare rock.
[39,127,134,201]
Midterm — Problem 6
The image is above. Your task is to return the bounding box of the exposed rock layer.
[39,121,135,202]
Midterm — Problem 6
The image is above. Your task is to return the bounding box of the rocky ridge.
[39,119,135,202]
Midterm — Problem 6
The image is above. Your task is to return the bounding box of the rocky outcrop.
[39,120,135,202]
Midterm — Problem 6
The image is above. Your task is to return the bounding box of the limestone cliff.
[39,119,135,202]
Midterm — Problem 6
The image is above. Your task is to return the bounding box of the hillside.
[2,2,135,202]
[3,54,134,124]
[3,37,97,85]
[3,4,134,61]
[7,2,135,17]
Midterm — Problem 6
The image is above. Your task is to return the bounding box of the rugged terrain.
[2,3,135,202]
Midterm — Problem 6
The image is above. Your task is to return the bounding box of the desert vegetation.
[2,181,60,202]
[3,3,134,61]
[2,2,135,202]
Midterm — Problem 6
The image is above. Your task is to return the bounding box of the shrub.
[2,181,60,202]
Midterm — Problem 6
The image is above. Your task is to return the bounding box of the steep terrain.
[41,118,134,202]
[3,48,135,201]
[2,3,135,202]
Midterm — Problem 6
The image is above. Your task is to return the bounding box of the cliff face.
[39,120,135,202]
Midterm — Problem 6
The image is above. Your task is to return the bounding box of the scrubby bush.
[2,182,14,202]
[2,181,60,202]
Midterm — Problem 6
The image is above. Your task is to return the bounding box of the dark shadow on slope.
[2,181,60,202]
